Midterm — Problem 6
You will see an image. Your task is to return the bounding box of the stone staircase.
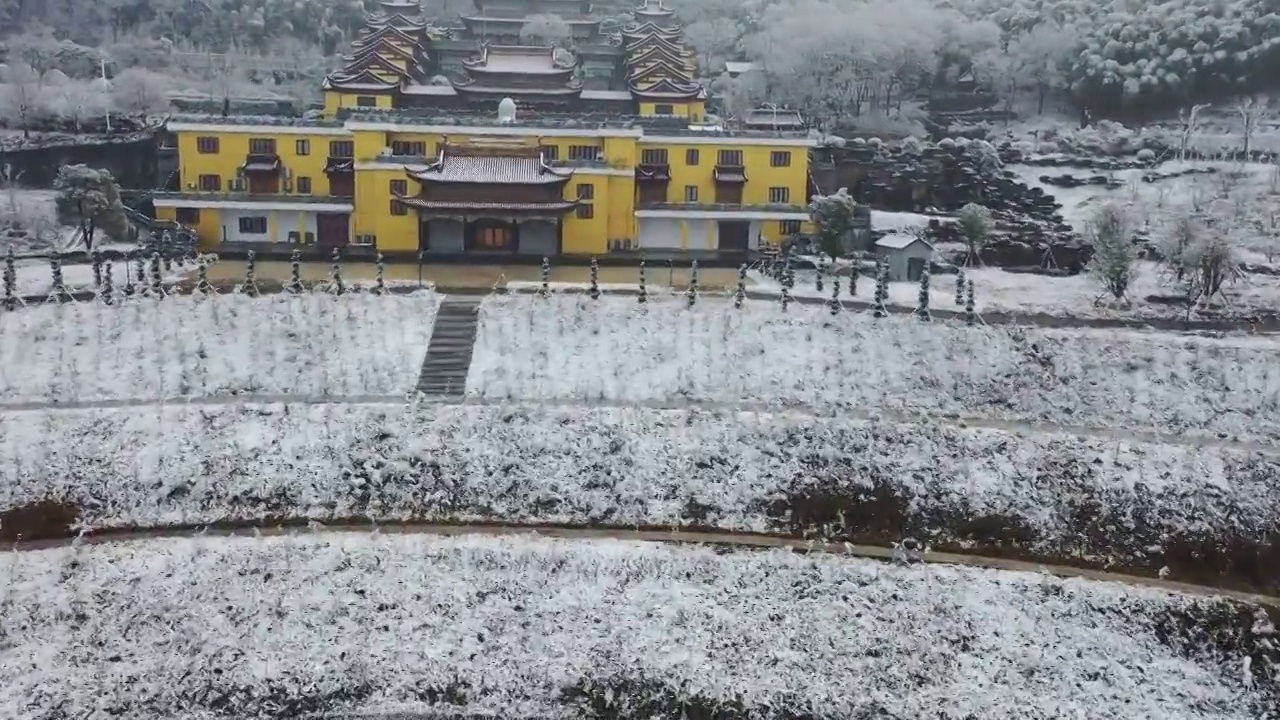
[416,298,481,398]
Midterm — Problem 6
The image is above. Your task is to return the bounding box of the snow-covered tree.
[637,259,647,304]
[1086,204,1136,302]
[734,263,746,309]
[915,266,931,321]
[873,256,888,318]
[521,14,571,45]
[1236,97,1272,159]
[687,260,698,307]
[956,203,992,266]
[589,257,600,300]
[373,252,387,296]
[809,187,857,260]
[53,164,128,248]
[0,62,42,134]
[539,257,550,298]
[110,68,171,115]
[329,247,345,295]
[286,248,303,294]
[965,277,977,325]
[954,268,966,305]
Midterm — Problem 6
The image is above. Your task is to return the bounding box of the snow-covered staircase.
[415,298,481,398]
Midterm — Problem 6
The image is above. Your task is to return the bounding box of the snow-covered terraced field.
[3,402,1275,591]
[468,295,1280,442]
[1,533,1273,720]
[0,292,440,402]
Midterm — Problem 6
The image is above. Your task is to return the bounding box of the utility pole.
[101,59,112,132]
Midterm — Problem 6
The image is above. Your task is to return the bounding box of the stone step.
[416,298,481,398]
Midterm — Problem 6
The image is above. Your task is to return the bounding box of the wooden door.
[316,213,350,248]
[714,183,743,204]
[717,220,750,251]
[247,173,278,194]
[328,174,355,198]
[637,182,667,205]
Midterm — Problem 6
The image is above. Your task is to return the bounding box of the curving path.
[8,521,1278,608]
[0,392,1276,455]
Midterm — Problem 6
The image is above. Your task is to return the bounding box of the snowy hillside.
[1,533,1272,720]
[468,296,1280,442]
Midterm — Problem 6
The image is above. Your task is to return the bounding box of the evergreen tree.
[539,256,550,298]
[2,247,15,311]
[242,250,259,297]
[734,263,746,309]
[149,252,163,297]
[829,272,841,315]
[123,252,137,297]
[965,277,978,326]
[160,231,174,272]
[686,260,698,308]
[873,258,888,319]
[848,262,857,297]
[374,253,387,296]
[589,257,600,300]
[195,256,214,296]
[815,257,824,293]
[91,250,103,287]
[132,254,145,296]
[48,255,70,303]
[286,249,304,294]
[637,259,647,304]
[955,269,967,305]
[330,247,345,296]
[101,260,115,306]
[916,266,931,321]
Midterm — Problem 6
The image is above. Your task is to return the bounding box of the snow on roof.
[724,61,755,74]
[2,533,1265,720]
[408,147,572,184]
[875,233,932,250]
[463,44,575,74]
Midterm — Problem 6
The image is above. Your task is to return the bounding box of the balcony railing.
[154,191,355,205]
[637,202,809,213]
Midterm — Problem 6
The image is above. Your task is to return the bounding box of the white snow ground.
[0,292,440,402]
[11,257,195,296]
[2,402,1273,559]
[467,295,1280,442]
[0,533,1268,720]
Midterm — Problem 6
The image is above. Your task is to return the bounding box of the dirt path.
[9,521,1277,607]
[1,392,1275,455]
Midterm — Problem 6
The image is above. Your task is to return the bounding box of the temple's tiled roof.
[629,76,704,100]
[407,148,574,185]
[396,198,577,212]
[462,45,576,75]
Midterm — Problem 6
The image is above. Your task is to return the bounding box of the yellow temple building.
[153,0,815,257]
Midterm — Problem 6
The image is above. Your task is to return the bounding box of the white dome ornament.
[498,97,517,124]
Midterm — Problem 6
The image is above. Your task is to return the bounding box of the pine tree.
[2,247,15,311]
[193,254,213,294]
[686,260,698,308]
[848,262,857,297]
[873,257,888,319]
[815,257,824,293]
[589,257,600,300]
[829,272,841,315]
[48,255,70,302]
[637,259,647,304]
[286,248,304,294]
[123,252,137,297]
[783,250,795,293]
[242,250,259,297]
[160,231,174,272]
[916,266,931,321]
[149,252,163,297]
[965,277,978,326]
[101,260,115,305]
[539,256,550,298]
[374,253,387,295]
[132,254,145,295]
[330,247,345,296]
[955,269,966,306]
[734,263,746,309]
[91,250,103,287]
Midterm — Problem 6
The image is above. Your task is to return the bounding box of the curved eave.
[323,74,402,91]
[451,83,585,97]
[462,66,578,79]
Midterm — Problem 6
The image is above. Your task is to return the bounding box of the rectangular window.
[296,139,310,156]
[390,179,408,196]
[329,140,354,158]
[297,176,312,194]
[391,140,427,156]
[780,219,802,235]
[356,96,377,107]
[685,148,699,165]
[770,151,792,167]
[176,208,201,224]
[238,216,268,234]
[391,199,407,215]
[576,204,594,219]
[640,148,668,165]
[249,138,276,155]
[197,174,221,191]
[576,183,594,200]
[541,144,559,161]
[568,144,601,161]
[684,185,698,202]
[769,187,790,203]
[654,103,674,115]
[718,149,743,166]
[196,136,219,154]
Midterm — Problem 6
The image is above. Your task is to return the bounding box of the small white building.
[875,234,934,282]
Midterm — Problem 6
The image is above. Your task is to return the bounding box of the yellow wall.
[562,176,606,253]
[637,141,809,209]
[353,165,418,253]
[176,129,353,198]
[638,101,705,122]
[323,91,394,117]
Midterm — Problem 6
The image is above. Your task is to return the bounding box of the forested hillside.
[1,0,1278,132]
